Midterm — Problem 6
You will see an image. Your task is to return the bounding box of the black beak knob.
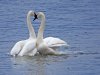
[33,12,38,21]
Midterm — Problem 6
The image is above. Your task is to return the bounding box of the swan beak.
[33,12,38,21]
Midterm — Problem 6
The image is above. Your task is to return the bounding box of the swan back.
[44,37,69,48]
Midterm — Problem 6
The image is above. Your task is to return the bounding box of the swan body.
[10,40,26,56]
[35,12,69,55]
[10,10,37,56]
[43,37,68,50]
[18,39,37,56]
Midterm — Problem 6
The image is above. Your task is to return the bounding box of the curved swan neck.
[27,13,36,39]
[37,15,45,42]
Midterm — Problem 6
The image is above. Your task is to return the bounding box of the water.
[0,0,100,75]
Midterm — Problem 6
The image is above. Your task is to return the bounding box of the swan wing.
[18,41,36,56]
[28,48,37,56]
[43,37,69,50]
[10,40,26,56]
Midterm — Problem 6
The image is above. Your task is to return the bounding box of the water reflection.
[11,56,46,75]
[0,0,100,74]
[10,55,68,75]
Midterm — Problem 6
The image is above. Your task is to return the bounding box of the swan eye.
[33,12,38,21]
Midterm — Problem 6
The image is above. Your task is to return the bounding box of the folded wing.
[43,37,69,50]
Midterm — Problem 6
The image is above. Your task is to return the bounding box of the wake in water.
[49,46,84,56]
[54,50,84,56]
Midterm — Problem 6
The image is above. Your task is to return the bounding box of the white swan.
[10,10,37,56]
[34,12,69,55]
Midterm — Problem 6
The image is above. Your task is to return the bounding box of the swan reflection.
[11,55,68,75]
[11,56,47,75]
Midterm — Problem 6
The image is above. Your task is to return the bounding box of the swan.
[34,12,69,55]
[10,10,37,56]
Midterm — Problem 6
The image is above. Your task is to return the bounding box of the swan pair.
[10,10,69,56]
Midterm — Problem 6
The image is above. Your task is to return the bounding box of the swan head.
[27,10,38,20]
[28,10,35,16]
[33,12,45,21]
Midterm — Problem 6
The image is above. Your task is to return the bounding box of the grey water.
[0,0,100,75]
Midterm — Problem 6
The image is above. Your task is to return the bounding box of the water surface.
[0,0,100,75]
